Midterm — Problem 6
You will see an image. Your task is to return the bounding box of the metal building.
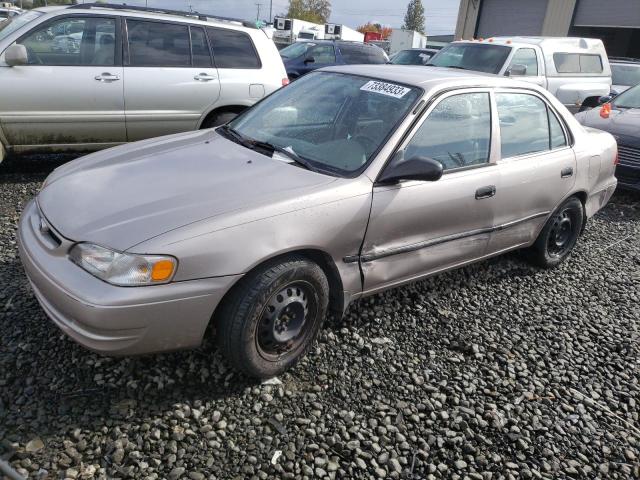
[455,0,640,58]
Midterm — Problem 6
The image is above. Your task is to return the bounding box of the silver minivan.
[0,4,288,161]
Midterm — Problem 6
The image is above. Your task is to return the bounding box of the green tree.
[402,0,425,34]
[286,0,331,24]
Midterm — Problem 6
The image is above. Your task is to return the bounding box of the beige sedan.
[18,66,617,378]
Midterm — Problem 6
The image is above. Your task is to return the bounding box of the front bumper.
[17,199,240,355]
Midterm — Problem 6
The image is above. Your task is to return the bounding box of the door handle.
[475,185,496,200]
[561,167,574,178]
[194,73,217,81]
[94,72,120,82]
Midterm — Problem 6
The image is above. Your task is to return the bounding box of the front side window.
[553,53,603,74]
[19,16,115,66]
[228,72,421,176]
[279,41,310,60]
[508,48,538,76]
[307,44,335,64]
[496,93,566,157]
[127,20,190,67]
[207,28,260,69]
[404,92,492,170]
[428,43,511,74]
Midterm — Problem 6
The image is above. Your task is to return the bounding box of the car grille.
[618,144,640,168]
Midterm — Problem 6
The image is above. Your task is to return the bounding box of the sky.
[117,0,461,36]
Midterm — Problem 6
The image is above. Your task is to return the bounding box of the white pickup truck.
[428,37,612,112]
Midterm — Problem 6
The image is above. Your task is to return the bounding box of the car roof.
[321,64,541,90]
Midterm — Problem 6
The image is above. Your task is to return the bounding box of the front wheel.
[216,257,329,378]
[526,197,584,268]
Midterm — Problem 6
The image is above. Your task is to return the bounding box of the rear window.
[128,20,190,67]
[339,44,387,64]
[207,28,261,69]
[553,53,603,74]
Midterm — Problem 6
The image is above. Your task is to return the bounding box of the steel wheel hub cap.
[548,210,573,256]
[258,284,309,354]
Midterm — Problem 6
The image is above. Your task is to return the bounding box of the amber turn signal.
[151,259,176,282]
[600,103,611,119]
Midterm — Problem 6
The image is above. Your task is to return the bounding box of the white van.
[0,4,288,161]
[429,37,612,112]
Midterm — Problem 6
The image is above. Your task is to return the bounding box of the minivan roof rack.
[68,3,257,28]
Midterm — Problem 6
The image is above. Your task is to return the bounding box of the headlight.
[69,243,177,286]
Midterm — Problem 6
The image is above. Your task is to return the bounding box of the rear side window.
[339,44,387,64]
[207,28,261,69]
[496,93,566,158]
[553,53,603,74]
[128,20,190,67]
[190,26,212,67]
[405,92,492,170]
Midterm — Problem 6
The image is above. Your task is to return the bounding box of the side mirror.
[303,56,315,64]
[5,44,28,66]
[378,153,444,184]
[505,64,527,76]
[598,95,613,105]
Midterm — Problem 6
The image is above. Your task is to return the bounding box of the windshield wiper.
[251,140,317,172]
[443,65,469,70]
[217,125,251,147]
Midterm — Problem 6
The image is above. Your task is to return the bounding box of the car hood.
[38,130,336,251]
[576,106,640,139]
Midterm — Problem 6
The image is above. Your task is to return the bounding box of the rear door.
[1,14,125,147]
[123,18,220,141]
[487,90,576,254]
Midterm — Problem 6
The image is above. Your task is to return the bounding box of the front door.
[123,19,221,141]
[487,90,576,254]
[504,47,546,87]
[0,14,125,148]
[362,91,501,293]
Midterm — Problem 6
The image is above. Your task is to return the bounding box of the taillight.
[282,78,290,87]
[600,102,611,119]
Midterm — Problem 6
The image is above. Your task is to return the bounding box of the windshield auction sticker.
[360,80,411,98]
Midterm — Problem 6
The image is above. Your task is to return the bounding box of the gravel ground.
[1,154,639,480]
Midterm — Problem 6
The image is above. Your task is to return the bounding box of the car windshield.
[612,84,640,109]
[611,63,640,88]
[0,10,41,42]
[428,43,511,74]
[279,41,311,59]
[227,72,421,176]
[391,49,433,65]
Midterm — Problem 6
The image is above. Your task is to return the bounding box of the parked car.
[0,3,288,163]
[610,57,640,95]
[0,6,22,22]
[575,84,640,191]
[18,66,618,378]
[428,37,612,112]
[389,48,438,66]
[279,40,388,80]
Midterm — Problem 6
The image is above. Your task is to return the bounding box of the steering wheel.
[25,46,43,65]
[351,135,377,155]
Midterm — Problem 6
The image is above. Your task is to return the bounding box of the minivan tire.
[526,196,584,269]
[216,256,329,378]
[202,111,239,129]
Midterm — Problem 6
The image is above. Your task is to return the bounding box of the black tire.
[216,256,329,378]
[201,111,239,129]
[526,196,584,269]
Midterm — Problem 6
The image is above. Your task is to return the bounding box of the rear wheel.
[201,111,240,129]
[216,257,329,378]
[526,197,584,268]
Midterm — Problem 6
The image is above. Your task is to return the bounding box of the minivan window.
[207,28,260,69]
[0,10,41,42]
[190,26,212,67]
[19,17,116,66]
[508,48,538,76]
[127,20,190,67]
[553,53,603,74]
[428,43,511,74]
[496,93,564,157]
[405,92,492,170]
[229,72,421,176]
